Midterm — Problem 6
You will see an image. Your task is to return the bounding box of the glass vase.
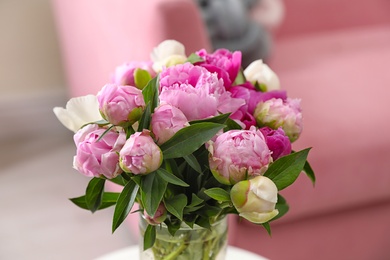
[139,216,228,260]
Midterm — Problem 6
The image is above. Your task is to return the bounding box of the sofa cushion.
[265,25,390,221]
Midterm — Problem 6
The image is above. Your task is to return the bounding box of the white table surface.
[96,245,269,260]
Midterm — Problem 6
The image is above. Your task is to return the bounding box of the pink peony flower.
[259,127,291,160]
[208,126,272,185]
[151,104,189,145]
[159,63,244,121]
[112,61,155,87]
[119,130,163,175]
[73,124,126,179]
[97,84,145,126]
[254,98,303,142]
[196,48,242,89]
[230,175,279,224]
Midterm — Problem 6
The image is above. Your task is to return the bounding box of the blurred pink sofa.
[52,1,390,259]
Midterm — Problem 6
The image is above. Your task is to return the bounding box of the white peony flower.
[231,175,279,224]
[150,39,187,73]
[244,59,280,91]
[53,94,103,132]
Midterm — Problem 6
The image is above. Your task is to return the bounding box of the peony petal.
[239,209,279,224]
[53,95,103,132]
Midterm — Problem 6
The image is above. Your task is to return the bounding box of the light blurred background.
[0,1,135,259]
[1,0,390,259]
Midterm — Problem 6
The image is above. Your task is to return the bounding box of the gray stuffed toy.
[194,0,272,67]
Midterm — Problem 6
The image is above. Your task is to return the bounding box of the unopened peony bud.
[144,203,167,225]
[231,175,279,224]
[97,84,145,126]
[208,126,272,185]
[119,130,163,175]
[244,60,280,92]
[151,40,187,72]
[254,98,303,142]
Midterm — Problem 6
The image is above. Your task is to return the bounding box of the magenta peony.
[260,127,292,160]
[196,48,242,89]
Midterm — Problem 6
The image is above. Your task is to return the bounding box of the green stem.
[203,239,211,260]
[162,239,188,260]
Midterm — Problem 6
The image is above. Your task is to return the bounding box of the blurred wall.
[0,0,65,97]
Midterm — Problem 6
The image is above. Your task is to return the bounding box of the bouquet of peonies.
[54,40,315,256]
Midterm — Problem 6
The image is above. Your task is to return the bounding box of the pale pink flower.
[208,126,272,185]
[254,98,303,142]
[97,84,145,126]
[159,63,244,121]
[151,104,189,145]
[119,130,163,175]
[112,61,155,87]
[73,124,126,179]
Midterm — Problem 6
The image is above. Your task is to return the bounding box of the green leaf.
[85,178,106,213]
[165,218,181,237]
[188,193,204,207]
[189,113,231,125]
[80,119,110,129]
[134,68,152,90]
[156,168,189,187]
[271,194,289,222]
[137,103,151,131]
[97,125,115,142]
[186,53,204,64]
[70,192,120,210]
[164,194,187,221]
[264,148,311,190]
[142,75,159,112]
[108,175,126,186]
[141,172,168,216]
[304,160,316,186]
[160,122,225,159]
[112,180,139,233]
[224,118,243,131]
[143,224,156,250]
[183,154,202,174]
[204,188,231,202]
[262,222,272,236]
[195,216,211,230]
